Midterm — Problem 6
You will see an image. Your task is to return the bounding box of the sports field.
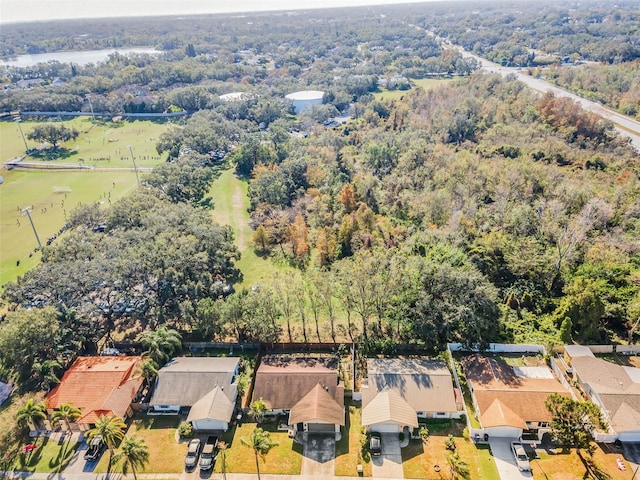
[0,118,171,286]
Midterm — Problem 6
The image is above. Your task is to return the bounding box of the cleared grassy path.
[209,168,289,289]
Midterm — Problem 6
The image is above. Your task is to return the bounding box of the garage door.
[308,423,335,432]
[487,426,521,438]
[618,431,640,442]
[371,423,400,433]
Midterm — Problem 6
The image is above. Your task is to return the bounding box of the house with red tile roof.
[46,356,144,429]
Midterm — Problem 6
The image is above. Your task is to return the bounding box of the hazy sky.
[1,0,440,24]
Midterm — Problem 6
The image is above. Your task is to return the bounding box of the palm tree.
[32,359,62,392]
[250,398,268,424]
[218,441,228,480]
[16,399,47,432]
[139,326,182,365]
[241,427,279,480]
[447,451,470,480]
[51,402,82,431]
[112,435,149,480]
[86,414,126,477]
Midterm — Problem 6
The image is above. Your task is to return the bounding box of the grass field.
[373,77,457,101]
[0,118,170,286]
[1,118,170,168]
[209,169,292,290]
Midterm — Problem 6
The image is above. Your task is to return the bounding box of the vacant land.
[531,446,635,480]
[209,169,293,290]
[374,77,456,101]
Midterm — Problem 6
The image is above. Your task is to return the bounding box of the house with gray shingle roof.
[149,357,240,431]
[565,348,640,442]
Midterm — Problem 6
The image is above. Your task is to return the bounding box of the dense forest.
[1,1,640,392]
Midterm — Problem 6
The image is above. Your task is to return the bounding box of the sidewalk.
[1,474,376,480]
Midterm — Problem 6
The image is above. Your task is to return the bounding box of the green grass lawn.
[218,421,302,474]
[94,414,185,474]
[10,434,79,473]
[209,168,292,290]
[335,400,371,477]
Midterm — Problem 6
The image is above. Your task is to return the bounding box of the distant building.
[285,90,324,114]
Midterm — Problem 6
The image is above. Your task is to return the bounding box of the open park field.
[0,118,171,286]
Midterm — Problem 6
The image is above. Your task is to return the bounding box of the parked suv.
[84,435,105,461]
[369,432,382,456]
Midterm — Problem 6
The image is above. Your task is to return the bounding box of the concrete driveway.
[302,433,335,476]
[488,438,533,480]
[371,433,403,478]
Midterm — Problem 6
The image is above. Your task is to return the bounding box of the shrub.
[178,421,194,438]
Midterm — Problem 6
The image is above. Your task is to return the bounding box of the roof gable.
[187,385,235,423]
[362,389,418,427]
[289,383,344,426]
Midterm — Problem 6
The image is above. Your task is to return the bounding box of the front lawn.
[95,414,185,474]
[532,446,635,479]
[10,434,79,473]
[335,399,371,477]
[218,421,302,475]
[402,421,500,480]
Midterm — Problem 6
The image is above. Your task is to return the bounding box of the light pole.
[21,207,42,250]
[15,117,29,153]
[127,145,141,187]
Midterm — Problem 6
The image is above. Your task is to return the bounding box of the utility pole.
[15,117,29,153]
[22,206,42,250]
[86,94,95,122]
[127,145,141,187]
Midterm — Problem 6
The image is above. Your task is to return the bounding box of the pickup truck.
[199,435,219,471]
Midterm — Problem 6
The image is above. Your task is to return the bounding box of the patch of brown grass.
[532,446,635,480]
[335,399,372,477]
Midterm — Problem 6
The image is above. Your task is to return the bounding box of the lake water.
[0,48,161,68]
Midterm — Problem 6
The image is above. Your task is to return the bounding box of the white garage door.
[371,423,400,433]
[618,431,640,442]
[486,426,521,439]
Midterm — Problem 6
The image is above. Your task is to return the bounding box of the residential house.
[461,354,570,440]
[251,355,344,436]
[46,356,144,430]
[565,347,640,442]
[148,357,240,431]
[361,358,463,433]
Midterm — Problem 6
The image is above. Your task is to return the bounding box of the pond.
[0,47,161,68]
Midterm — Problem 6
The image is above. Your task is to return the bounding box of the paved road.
[457,49,640,151]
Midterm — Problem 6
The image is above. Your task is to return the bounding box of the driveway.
[371,433,403,478]
[622,443,640,467]
[301,433,335,476]
[488,438,532,480]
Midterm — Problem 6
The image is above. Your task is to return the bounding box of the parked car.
[370,432,382,456]
[84,435,105,461]
[199,435,219,471]
[185,438,201,470]
[511,442,531,471]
